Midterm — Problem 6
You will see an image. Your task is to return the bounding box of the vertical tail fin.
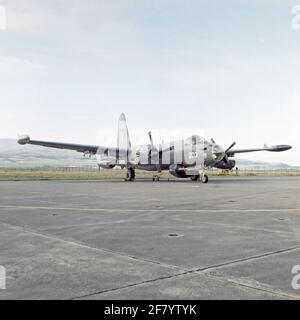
[117,113,131,151]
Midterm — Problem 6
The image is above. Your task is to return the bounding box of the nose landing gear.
[200,174,208,183]
[198,169,209,183]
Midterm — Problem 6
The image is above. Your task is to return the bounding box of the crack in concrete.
[70,271,190,300]
[193,245,300,273]
[203,274,298,300]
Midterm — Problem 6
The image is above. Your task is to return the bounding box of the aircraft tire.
[201,174,208,183]
[125,168,135,181]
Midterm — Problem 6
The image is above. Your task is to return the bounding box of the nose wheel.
[200,174,208,183]
[198,169,208,183]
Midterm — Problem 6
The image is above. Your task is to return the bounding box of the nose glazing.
[212,145,225,161]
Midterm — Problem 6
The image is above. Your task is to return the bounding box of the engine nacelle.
[97,156,116,169]
[169,164,189,178]
[98,162,116,169]
[215,160,236,170]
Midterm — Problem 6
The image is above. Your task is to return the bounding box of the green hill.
[0,139,96,168]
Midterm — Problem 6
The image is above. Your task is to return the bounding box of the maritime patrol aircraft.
[18,113,292,183]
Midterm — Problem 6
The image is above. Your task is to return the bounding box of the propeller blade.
[225,141,236,153]
[148,131,155,149]
[147,131,162,172]
[211,138,215,144]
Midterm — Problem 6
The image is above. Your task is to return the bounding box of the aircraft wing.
[226,144,292,157]
[17,135,109,154]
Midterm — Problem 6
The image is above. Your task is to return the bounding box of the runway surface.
[0,176,299,299]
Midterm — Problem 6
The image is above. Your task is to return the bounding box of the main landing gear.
[190,168,209,183]
[152,174,160,182]
[124,168,161,182]
[124,168,135,181]
[190,174,208,183]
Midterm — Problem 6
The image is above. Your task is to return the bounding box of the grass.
[0,168,171,181]
[0,168,299,181]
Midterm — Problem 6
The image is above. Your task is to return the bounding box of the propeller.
[148,131,155,150]
[211,139,236,163]
[222,141,236,163]
[148,131,162,173]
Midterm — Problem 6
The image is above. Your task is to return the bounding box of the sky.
[0,0,299,164]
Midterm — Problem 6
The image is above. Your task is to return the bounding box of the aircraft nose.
[212,145,225,161]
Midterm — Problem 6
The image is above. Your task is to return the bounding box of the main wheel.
[152,175,160,182]
[190,175,200,181]
[125,168,135,181]
[201,174,208,183]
